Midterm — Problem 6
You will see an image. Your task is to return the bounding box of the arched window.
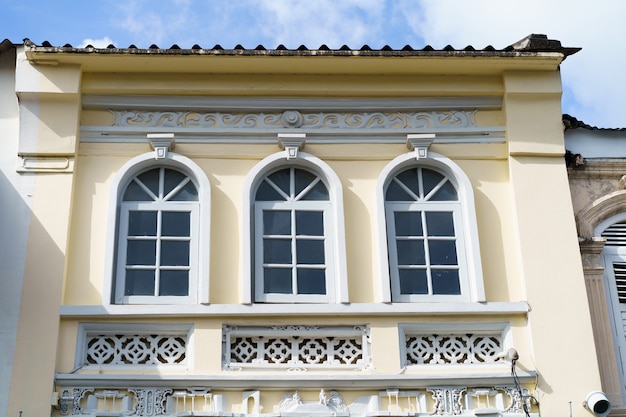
[377,152,484,303]
[115,167,198,304]
[254,167,332,302]
[103,152,211,305]
[242,152,347,304]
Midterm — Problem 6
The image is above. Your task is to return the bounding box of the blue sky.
[2,0,624,128]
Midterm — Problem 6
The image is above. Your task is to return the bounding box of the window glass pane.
[264,268,292,293]
[296,240,325,264]
[431,269,461,294]
[263,211,291,235]
[263,239,292,264]
[169,181,198,201]
[396,240,425,265]
[296,211,324,236]
[267,168,290,195]
[386,180,414,201]
[159,270,189,296]
[137,168,161,197]
[125,269,155,295]
[256,180,285,201]
[163,169,187,196]
[431,180,457,201]
[394,212,423,236]
[123,181,153,201]
[128,211,157,236]
[429,240,458,265]
[162,212,190,237]
[297,268,326,294]
[127,240,156,265]
[295,169,317,196]
[397,168,419,196]
[301,181,329,200]
[422,168,445,197]
[425,212,454,236]
[399,269,428,294]
[161,241,190,266]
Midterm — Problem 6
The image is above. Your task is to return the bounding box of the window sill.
[60,302,529,318]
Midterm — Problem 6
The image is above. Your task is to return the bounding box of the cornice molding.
[54,371,537,390]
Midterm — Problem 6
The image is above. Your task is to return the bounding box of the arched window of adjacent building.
[596,213,626,400]
[103,152,211,305]
[242,152,348,304]
[376,152,484,303]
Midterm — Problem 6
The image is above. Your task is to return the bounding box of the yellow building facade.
[0,35,606,417]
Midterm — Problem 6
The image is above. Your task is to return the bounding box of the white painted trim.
[241,151,348,304]
[375,151,485,303]
[60,301,529,318]
[102,151,211,306]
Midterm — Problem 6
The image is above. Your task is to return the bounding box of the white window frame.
[376,152,484,303]
[115,198,199,305]
[386,201,469,302]
[102,152,211,306]
[241,152,348,304]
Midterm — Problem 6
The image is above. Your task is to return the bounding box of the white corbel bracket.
[148,133,175,159]
[278,133,306,160]
[406,134,435,160]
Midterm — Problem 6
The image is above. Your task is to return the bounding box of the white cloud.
[78,37,115,48]
[398,0,626,127]
[255,0,386,48]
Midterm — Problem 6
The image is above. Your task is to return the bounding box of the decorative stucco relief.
[111,109,477,130]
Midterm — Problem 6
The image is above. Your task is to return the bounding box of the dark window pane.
[263,211,291,235]
[161,241,190,266]
[422,168,445,197]
[429,240,458,265]
[399,269,428,294]
[432,269,461,294]
[386,180,413,201]
[426,212,455,236]
[394,212,423,236]
[125,269,155,295]
[296,211,324,236]
[264,268,292,293]
[163,169,187,196]
[255,180,285,201]
[263,239,292,264]
[127,240,156,265]
[297,268,326,294]
[128,211,157,236]
[123,181,153,201]
[396,168,419,196]
[296,240,325,264]
[162,212,190,237]
[169,181,198,201]
[301,181,329,200]
[396,240,425,265]
[137,168,160,197]
[294,169,317,196]
[159,270,189,296]
[267,168,291,195]
[431,180,457,201]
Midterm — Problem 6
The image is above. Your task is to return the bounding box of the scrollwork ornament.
[281,111,303,128]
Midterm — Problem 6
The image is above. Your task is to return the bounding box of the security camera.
[584,391,611,417]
